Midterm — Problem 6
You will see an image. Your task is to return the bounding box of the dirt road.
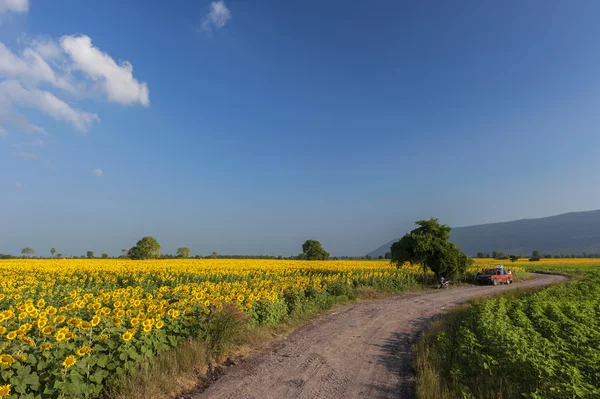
[192,274,568,399]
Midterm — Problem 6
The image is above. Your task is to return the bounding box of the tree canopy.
[301,239,329,260]
[21,247,34,256]
[390,218,471,280]
[86,251,94,258]
[177,247,191,258]
[128,237,161,260]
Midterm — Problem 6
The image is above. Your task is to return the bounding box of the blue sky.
[1,0,600,257]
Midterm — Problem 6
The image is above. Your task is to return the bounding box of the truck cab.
[475,266,513,286]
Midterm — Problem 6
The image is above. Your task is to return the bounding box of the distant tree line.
[1,237,339,260]
[5,238,600,261]
[474,249,600,261]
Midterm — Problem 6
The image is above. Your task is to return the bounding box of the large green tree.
[50,248,56,257]
[21,247,34,257]
[301,239,329,260]
[177,247,191,258]
[128,237,161,260]
[390,218,471,281]
[86,251,94,259]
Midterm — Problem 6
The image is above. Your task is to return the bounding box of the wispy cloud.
[0,80,99,132]
[91,168,103,177]
[0,0,29,14]
[202,1,231,32]
[15,181,23,189]
[12,138,44,148]
[15,151,38,160]
[0,33,149,158]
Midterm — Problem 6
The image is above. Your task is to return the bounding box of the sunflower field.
[0,259,422,398]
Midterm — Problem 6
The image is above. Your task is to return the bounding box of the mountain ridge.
[368,209,600,258]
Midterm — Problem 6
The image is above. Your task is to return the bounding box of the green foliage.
[390,218,471,279]
[176,247,190,258]
[301,239,329,260]
[128,237,161,260]
[101,253,109,259]
[87,251,94,258]
[50,248,56,257]
[21,247,34,256]
[422,264,600,399]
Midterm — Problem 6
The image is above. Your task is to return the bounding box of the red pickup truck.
[475,269,513,286]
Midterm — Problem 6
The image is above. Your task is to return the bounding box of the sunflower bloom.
[0,384,10,397]
[62,355,76,369]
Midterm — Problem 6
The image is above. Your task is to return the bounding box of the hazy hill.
[368,209,600,258]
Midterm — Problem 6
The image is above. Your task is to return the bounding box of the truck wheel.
[507,278,512,284]
[492,279,498,286]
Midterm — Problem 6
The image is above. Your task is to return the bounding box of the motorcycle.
[437,277,450,289]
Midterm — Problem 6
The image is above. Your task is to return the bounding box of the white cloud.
[0,80,99,132]
[202,1,231,31]
[0,0,28,14]
[0,42,57,85]
[0,34,148,152]
[60,35,150,106]
[91,168,103,177]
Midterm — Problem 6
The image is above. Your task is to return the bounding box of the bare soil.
[189,274,568,399]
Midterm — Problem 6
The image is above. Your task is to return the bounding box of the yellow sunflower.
[0,384,10,397]
[62,355,76,369]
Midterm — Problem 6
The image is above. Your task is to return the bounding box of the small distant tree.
[390,218,471,281]
[50,248,56,257]
[492,251,498,259]
[177,247,191,258]
[378,255,383,259]
[476,252,484,258]
[21,247,34,257]
[210,251,219,259]
[509,255,519,263]
[128,237,161,260]
[365,254,372,260]
[301,240,329,260]
[86,251,94,259]
[56,253,64,259]
[101,253,108,259]
[532,250,540,258]
[384,252,391,259]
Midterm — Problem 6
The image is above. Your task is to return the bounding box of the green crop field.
[416,262,600,399]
